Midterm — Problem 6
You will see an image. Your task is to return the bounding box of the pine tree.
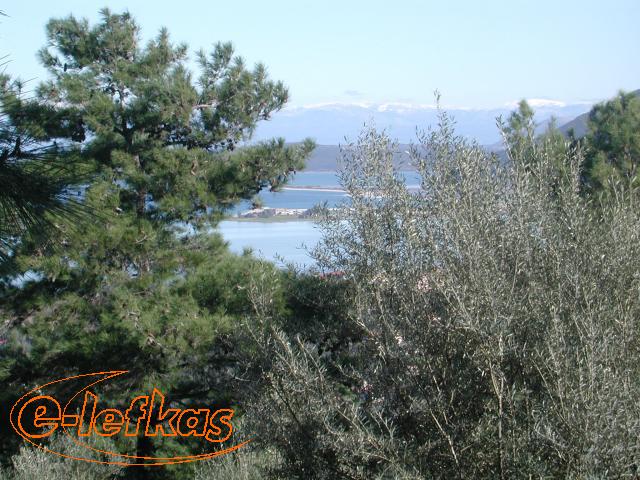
[583,91,640,193]
[0,12,88,274]
[0,9,312,475]
[502,99,536,162]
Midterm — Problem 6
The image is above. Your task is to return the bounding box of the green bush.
[246,111,640,478]
[0,434,122,480]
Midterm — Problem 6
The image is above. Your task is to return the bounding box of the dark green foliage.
[0,8,312,476]
[583,90,640,193]
[0,74,89,272]
[32,8,312,222]
[0,10,93,269]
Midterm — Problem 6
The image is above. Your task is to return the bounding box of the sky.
[1,0,638,109]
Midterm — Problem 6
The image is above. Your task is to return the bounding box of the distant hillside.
[559,89,640,138]
[558,112,590,137]
[300,143,508,172]
[303,144,413,171]
[303,145,341,171]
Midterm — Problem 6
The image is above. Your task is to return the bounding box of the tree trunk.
[136,187,147,217]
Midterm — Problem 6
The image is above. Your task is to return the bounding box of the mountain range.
[254,100,594,146]
[252,91,638,171]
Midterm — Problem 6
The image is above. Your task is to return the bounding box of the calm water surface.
[217,171,419,266]
[219,220,322,267]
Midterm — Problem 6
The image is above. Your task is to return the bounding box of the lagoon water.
[219,220,322,267]
[218,172,342,266]
[217,171,420,266]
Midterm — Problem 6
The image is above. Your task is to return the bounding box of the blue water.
[289,171,343,188]
[288,170,421,189]
[218,171,419,266]
[226,170,421,214]
[219,220,322,267]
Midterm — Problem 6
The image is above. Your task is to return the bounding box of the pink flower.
[416,275,431,292]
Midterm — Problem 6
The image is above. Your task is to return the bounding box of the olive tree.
[246,110,640,478]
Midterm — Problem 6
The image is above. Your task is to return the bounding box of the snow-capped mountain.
[253,100,594,146]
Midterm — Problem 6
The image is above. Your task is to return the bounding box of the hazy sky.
[2,0,638,108]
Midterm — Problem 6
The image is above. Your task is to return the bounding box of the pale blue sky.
[1,0,638,108]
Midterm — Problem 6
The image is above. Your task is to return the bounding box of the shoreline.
[231,207,319,221]
[282,186,346,193]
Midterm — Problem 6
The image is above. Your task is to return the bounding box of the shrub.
[246,111,640,478]
[0,434,122,480]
